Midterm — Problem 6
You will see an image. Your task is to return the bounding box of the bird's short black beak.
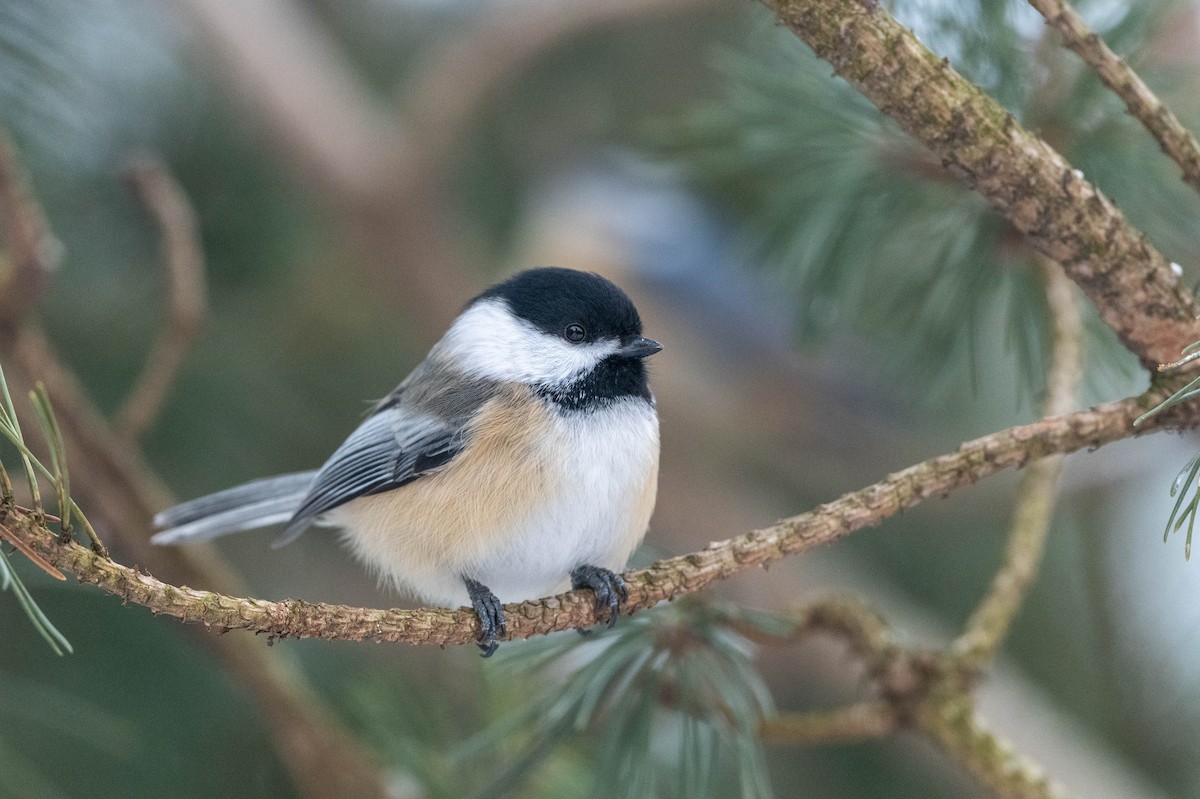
[619,336,663,359]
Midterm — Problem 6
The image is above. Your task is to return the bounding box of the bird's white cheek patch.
[440,299,617,387]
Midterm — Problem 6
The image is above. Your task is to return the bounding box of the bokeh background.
[2,0,1200,796]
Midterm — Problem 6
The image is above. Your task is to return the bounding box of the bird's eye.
[564,323,586,342]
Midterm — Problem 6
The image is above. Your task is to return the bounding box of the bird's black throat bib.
[536,356,652,412]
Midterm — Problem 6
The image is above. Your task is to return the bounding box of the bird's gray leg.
[464,577,505,657]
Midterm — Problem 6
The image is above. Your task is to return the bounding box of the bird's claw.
[570,565,628,629]
[464,578,506,657]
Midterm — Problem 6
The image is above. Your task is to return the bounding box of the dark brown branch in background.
[1028,0,1200,198]
[0,131,59,330]
[0,133,391,799]
[761,0,1200,369]
[115,157,208,440]
[9,328,392,799]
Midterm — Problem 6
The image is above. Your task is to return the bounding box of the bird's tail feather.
[152,471,317,545]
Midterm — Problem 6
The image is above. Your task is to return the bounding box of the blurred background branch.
[0,134,391,799]
[1028,0,1200,197]
[114,157,208,441]
[0,132,58,336]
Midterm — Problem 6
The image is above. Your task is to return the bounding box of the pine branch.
[755,262,1092,794]
[2,389,1166,648]
[755,596,1069,798]
[1028,0,1200,199]
[0,130,58,331]
[759,0,1200,369]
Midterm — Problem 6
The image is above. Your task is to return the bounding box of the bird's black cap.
[474,267,644,343]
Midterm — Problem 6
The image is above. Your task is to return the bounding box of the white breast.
[328,396,659,608]
[470,399,659,601]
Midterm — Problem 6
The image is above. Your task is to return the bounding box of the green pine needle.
[0,549,71,655]
[1164,451,1200,560]
[1134,335,1200,557]
[0,360,75,654]
[471,597,777,799]
[30,383,71,534]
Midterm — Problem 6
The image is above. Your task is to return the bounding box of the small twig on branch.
[3,390,1166,647]
[755,596,1067,798]
[952,259,1083,671]
[756,598,1067,797]
[115,157,208,441]
[0,521,65,580]
[0,131,60,331]
[1028,0,1200,198]
[732,596,892,658]
[759,0,1200,368]
[753,598,905,747]
[785,598,896,668]
[760,701,898,745]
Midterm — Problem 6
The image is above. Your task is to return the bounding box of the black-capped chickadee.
[153,267,661,655]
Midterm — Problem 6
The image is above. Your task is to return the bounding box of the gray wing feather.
[271,407,463,547]
[152,471,317,545]
[154,360,500,549]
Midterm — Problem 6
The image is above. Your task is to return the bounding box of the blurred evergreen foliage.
[661,0,1200,399]
[475,599,776,799]
[343,598,780,799]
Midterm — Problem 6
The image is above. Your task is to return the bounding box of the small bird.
[153,267,661,655]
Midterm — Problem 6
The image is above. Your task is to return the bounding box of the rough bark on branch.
[7,392,1161,647]
[760,0,1200,369]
